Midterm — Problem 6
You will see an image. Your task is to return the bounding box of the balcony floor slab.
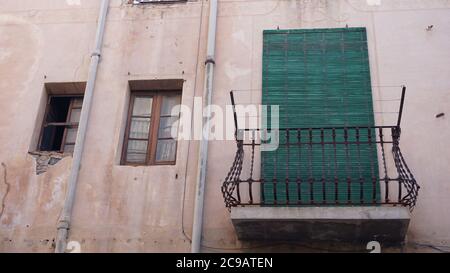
[231,206,410,245]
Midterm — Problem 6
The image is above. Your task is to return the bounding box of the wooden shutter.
[262,28,380,205]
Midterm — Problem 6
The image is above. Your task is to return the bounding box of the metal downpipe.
[54,0,110,253]
[191,0,218,253]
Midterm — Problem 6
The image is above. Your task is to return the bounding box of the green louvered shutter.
[262,28,380,205]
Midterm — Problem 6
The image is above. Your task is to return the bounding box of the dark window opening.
[38,95,84,153]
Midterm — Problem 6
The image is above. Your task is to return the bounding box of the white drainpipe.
[55,0,110,253]
[191,0,218,253]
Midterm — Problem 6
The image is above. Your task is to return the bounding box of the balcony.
[222,89,420,245]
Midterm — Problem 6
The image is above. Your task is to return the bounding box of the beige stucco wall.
[0,0,449,253]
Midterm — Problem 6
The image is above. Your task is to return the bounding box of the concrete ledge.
[231,206,410,245]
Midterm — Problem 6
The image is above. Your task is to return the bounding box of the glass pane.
[132,96,153,117]
[69,108,81,123]
[155,139,177,162]
[130,117,151,139]
[72,98,84,108]
[160,94,181,116]
[126,140,148,163]
[64,144,75,153]
[65,128,78,144]
[158,116,179,139]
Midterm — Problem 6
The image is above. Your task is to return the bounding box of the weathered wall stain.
[0,163,11,222]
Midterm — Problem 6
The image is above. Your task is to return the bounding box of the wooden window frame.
[37,94,84,153]
[61,97,83,152]
[121,90,181,166]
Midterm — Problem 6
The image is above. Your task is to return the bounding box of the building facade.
[0,0,449,253]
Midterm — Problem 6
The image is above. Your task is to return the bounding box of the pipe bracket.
[205,57,215,65]
[57,220,70,230]
[91,51,102,58]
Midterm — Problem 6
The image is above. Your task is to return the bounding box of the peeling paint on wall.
[29,152,69,175]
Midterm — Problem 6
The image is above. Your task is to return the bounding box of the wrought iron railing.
[222,88,420,210]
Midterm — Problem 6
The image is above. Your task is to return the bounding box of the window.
[38,95,84,153]
[122,91,181,166]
